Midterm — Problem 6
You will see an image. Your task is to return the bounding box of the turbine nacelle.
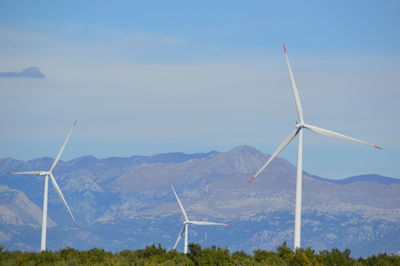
[39,171,51,176]
[295,123,305,129]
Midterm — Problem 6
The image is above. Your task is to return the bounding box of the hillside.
[0,145,399,257]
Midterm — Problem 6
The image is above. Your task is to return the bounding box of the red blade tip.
[6,172,13,174]
[283,44,287,53]
[227,224,232,227]
[247,176,255,183]
[374,146,383,150]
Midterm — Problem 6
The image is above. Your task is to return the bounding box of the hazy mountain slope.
[0,185,55,227]
[0,145,399,257]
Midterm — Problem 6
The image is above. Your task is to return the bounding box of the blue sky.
[0,0,399,179]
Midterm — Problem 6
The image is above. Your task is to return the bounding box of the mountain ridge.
[2,145,397,185]
[0,145,398,256]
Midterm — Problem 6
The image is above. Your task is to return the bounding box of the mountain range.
[0,145,399,257]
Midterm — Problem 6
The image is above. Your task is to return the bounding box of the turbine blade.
[248,128,300,183]
[7,171,42,175]
[49,173,77,224]
[173,225,185,250]
[171,185,189,222]
[50,120,77,172]
[304,124,382,150]
[190,221,230,226]
[283,44,304,123]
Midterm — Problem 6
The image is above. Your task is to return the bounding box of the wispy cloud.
[0,67,46,79]
[385,0,400,8]
[0,24,185,63]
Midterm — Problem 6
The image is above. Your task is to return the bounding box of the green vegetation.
[0,244,399,265]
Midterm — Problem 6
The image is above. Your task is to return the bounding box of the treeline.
[1,244,399,265]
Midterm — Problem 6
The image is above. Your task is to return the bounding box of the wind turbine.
[247,45,382,250]
[7,121,78,251]
[171,184,230,254]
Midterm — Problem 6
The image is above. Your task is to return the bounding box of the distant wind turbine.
[171,184,230,254]
[7,121,78,251]
[247,45,382,250]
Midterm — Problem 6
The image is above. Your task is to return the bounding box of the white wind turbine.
[171,184,230,254]
[7,121,78,251]
[247,45,382,250]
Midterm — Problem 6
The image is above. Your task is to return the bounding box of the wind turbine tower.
[171,184,230,254]
[8,121,78,251]
[205,179,209,242]
[248,45,382,250]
